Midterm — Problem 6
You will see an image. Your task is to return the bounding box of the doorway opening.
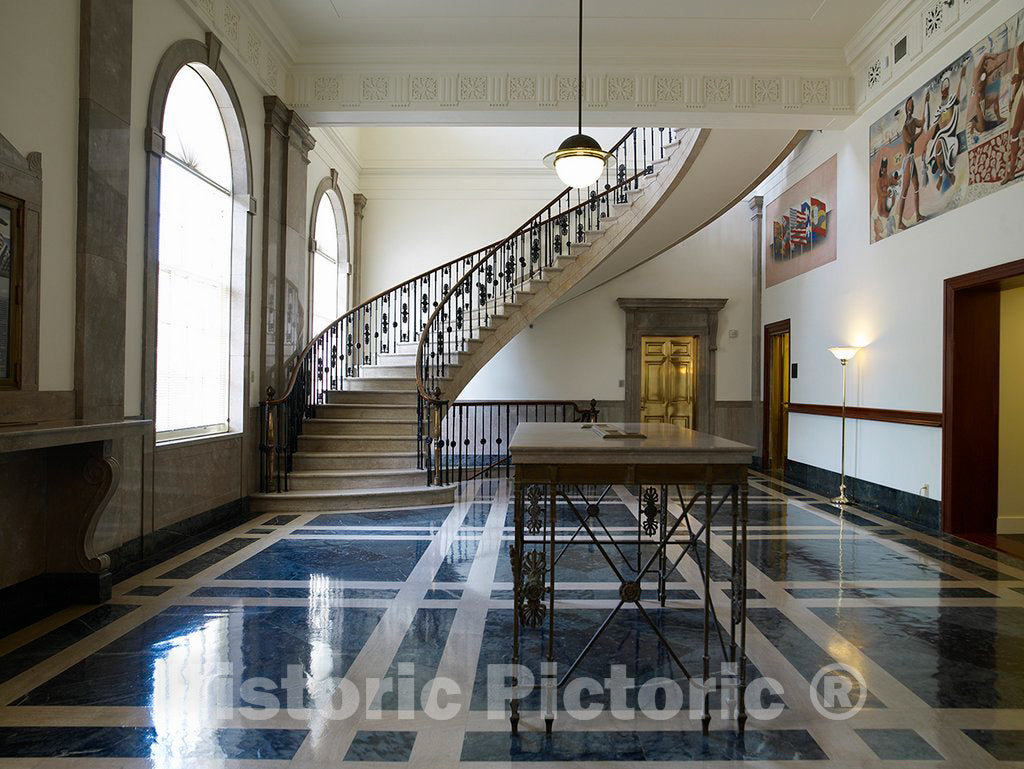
[640,335,697,427]
[763,319,791,476]
[943,259,1024,558]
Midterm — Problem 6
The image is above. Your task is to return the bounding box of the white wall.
[0,1,80,391]
[758,0,1024,500]
[356,126,625,299]
[998,286,1024,533]
[461,203,754,401]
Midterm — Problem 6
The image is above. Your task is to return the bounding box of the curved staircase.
[252,125,803,512]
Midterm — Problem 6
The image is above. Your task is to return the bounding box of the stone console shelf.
[0,418,150,603]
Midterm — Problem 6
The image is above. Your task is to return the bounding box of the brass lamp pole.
[828,346,860,505]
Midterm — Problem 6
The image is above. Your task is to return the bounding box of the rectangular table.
[507,422,754,735]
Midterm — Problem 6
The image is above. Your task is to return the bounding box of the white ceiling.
[256,0,887,61]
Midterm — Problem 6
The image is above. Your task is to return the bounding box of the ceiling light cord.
[578,0,584,135]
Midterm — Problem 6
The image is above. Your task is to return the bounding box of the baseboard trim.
[0,497,256,639]
[109,497,256,582]
[785,459,941,531]
[996,516,1024,535]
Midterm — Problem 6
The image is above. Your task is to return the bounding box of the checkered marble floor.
[1,474,1023,767]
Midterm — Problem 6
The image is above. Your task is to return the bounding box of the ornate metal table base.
[510,479,749,736]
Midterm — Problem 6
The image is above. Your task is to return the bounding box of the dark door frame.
[763,318,791,466]
[942,258,1024,535]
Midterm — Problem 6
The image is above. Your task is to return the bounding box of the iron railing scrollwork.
[415,128,678,450]
[422,399,600,487]
[259,126,678,492]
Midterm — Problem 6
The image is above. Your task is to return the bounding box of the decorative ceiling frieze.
[287,71,854,117]
[176,0,1008,126]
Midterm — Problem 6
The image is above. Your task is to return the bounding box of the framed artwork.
[869,8,1024,242]
[765,155,837,288]
[0,191,23,389]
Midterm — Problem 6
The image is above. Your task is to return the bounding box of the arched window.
[155,64,234,440]
[311,190,348,335]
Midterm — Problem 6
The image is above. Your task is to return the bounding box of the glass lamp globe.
[545,133,610,188]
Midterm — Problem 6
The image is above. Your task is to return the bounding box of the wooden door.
[640,336,697,428]
[764,325,791,475]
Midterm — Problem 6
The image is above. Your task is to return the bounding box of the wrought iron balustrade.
[421,399,599,486]
[259,126,678,493]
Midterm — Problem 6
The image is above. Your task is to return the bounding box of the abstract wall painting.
[870,8,1024,243]
[765,155,837,288]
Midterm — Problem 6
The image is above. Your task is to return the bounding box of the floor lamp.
[828,346,860,505]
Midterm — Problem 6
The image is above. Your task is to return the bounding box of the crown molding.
[316,127,363,178]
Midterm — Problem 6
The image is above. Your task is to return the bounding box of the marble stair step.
[343,377,420,392]
[303,418,418,437]
[357,363,459,379]
[326,389,418,405]
[288,468,426,491]
[291,451,419,471]
[250,483,455,513]
[313,402,418,420]
[298,434,418,452]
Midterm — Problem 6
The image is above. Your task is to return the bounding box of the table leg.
[659,484,668,607]
[511,477,524,735]
[729,485,739,667]
[702,481,712,735]
[545,483,557,735]
[738,482,749,734]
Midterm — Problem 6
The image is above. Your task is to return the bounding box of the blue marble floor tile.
[505,501,639,528]
[490,587,700,601]
[345,730,417,761]
[217,538,430,582]
[124,585,172,596]
[856,729,943,760]
[13,604,385,708]
[743,536,956,582]
[424,588,463,599]
[494,541,670,584]
[0,726,307,759]
[308,506,455,528]
[891,538,1013,580]
[434,537,480,581]
[636,729,828,761]
[379,608,456,710]
[469,608,780,712]
[461,502,493,528]
[812,605,1024,708]
[461,729,826,761]
[189,585,399,599]
[159,538,259,579]
[0,604,139,685]
[461,730,645,762]
[263,515,299,525]
[247,527,275,534]
[962,729,1024,761]
[787,586,995,599]
[691,501,837,528]
[748,608,883,708]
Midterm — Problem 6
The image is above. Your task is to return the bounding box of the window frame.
[308,179,351,340]
[144,39,253,449]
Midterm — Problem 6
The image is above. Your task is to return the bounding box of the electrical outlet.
[618,380,625,388]
[728,329,739,339]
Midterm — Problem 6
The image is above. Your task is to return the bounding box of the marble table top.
[509,422,755,466]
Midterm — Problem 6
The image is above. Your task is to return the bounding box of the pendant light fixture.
[544,0,610,188]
